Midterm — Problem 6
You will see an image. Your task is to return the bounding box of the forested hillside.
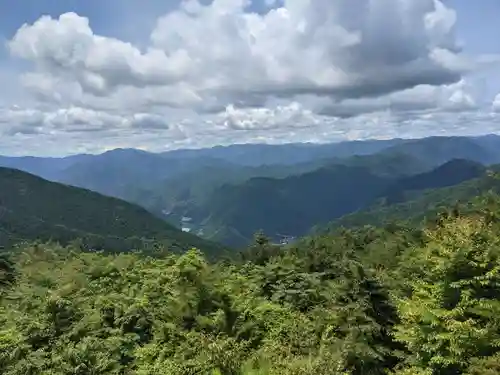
[150,137,500,247]
[192,164,393,246]
[2,192,500,374]
[0,167,226,257]
[3,135,500,248]
[324,167,500,232]
[185,159,490,247]
[377,159,485,205]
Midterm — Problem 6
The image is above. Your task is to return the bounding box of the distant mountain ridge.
[1,135,499,195]
[379,136,498,166]
[159,138,405,166]
[2,135,500,247]
[196,164,392,244]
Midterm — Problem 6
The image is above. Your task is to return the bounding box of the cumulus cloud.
[9,0,465,107]
[3,105,499,157]
[218,102,319,130]
[0,106,172,136]
[316,79,477,118]
[9,13,191,94]
[148,0,465,102]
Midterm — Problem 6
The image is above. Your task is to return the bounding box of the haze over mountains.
[3,134,500,247]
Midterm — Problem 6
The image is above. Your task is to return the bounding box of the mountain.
[0,154,90,181]
[324,165,500,232]
[332,151,430,177]
[0,138,406,208]
[471,133,500,158]
[379,135,500,166]
[2,135,500,247]
[129,136,492,229]
[187,158,489,247]
[135,157,339,219]
[160,138,405,166]
[0,167,226,257]
[74,136,500,248]
[147,137,491,236]
[1,135,499,213]
[0,140,401,221]
[378,158,486,204]
[54,148,175,200]
[189,164,394,247]
[0,137,402,177]
[51,150,244,207]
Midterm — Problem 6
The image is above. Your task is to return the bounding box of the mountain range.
[3,134,500,247]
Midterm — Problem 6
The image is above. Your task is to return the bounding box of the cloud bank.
[0,0,499,155]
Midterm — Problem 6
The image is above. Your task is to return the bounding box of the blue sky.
[0,0,499,156]
[451,0,500,100]
[452,0,500,54]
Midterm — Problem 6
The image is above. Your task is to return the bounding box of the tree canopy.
[2,192,500,373]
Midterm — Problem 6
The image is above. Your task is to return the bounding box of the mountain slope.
[378,158,486,204]
[0,154,90,181]
[0,167,226,256]
[2,135,498,217]
[190,158,489,247]
[324,167,500,231]
[194,165,394,246]
[380,136,498,166]
[147,140,487,237]
[55,149,176,199]
[2,135,500,246]
[333,151,430,177]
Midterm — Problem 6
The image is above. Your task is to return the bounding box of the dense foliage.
[3,192,500,373]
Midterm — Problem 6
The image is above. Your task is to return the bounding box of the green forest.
[0,167,227,257]
[3,190,500,374]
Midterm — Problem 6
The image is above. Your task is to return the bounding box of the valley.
[3,134,500,248]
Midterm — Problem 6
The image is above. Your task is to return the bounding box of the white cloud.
[0,0,498,155]
[0,106,173,136]
[9,13,191,94]
[492,94,500,113]
[2,106,499,157]
[10,0,465,106]
[314,79,477,117]
[218,102,319,130]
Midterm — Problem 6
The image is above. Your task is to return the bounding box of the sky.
[0,0,500,156]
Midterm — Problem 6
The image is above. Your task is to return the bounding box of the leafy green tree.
[5,191,500,374]
[393,213,500,374]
